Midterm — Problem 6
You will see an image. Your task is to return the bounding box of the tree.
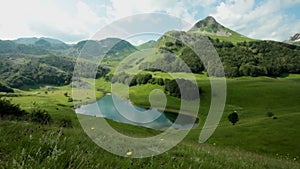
[228,111,239,125]
[266,112,274,117]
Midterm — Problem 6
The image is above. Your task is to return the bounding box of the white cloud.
[209,0,300,41]
[76,1,102,24]
[0,0,109,42]
[0,0,299,42]
[107,0,197,23]
[188,0,218,7]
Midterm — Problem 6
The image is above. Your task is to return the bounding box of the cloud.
[0,0,299,42]
[107,0,197,23]
[0,0,109,43]
[209,0,300,41]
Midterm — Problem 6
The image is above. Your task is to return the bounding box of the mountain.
[1,16,300,89]
[0,40,49,55]
[188,16,253,43]
[137,40,157,50]
[151,18,300,77]
[14,37,65,45]
[14,37,70,50]
[284,33,300,46]
[72,38,137,60]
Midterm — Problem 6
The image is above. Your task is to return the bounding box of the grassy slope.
[126,74,300,158]
[188,28,254,44]
[1,121,299,169]
[1,75,300,168]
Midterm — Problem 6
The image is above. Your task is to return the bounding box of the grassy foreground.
[1,121,299,169]
[1,75,300,168]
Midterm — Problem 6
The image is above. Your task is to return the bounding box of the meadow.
[1,74,300,168]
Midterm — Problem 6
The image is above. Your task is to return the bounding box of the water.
[75,94,197,130]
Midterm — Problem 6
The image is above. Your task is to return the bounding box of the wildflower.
[126,151,132,156]
[160,138,164,141]
[91,127,95,130]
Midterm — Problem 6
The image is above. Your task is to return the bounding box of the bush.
[30,102,52,125]
[67,97,73,102]
[0,97,27,119]
[59,118,73,128]
[266,112,274,117]
[31,110,52,125]
[164,78,199,100]
[228,112,239,125]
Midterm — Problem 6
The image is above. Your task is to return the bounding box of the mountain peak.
[203,16,217,23]
[188,16,232,37]
[192,16,220,30]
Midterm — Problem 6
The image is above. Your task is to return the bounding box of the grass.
[127,74,300,158]
[1,74,300,168]
[1,121,299,169]
[188,28,254,44]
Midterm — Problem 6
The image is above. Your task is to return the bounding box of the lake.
[75,94,198,130]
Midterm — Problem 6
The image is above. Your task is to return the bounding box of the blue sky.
[0,0,299,44]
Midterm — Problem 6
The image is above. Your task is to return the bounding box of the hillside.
[137,40,157,50]
[153,25,300,78]
[14,37,66,45]
[0,37,137,89]
[70,38,137,60]
[188,16,253,43]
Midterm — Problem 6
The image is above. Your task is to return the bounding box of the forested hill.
[146,17,300,78]
[0,37,137,89]
[1,16,300,90]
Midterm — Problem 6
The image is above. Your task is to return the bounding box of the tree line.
[108,72,200,100]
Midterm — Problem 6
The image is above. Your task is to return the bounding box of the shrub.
[31,110,52,125]
[0,97,27,119]
[228,112,239,125]
[30,102,52,125]
[164,78,199,100]
[59,118,73,128]
[67,97,73,102]
[266,112,274,117]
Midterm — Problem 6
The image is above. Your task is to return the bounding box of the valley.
[1,16,300,168]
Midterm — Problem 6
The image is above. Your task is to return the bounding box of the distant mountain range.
[0,37,137,59]
[13,37,65,45]
[0,16,300,90]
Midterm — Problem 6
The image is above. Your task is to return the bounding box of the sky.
[0,0,299,44]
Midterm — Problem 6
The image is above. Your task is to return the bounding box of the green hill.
[14,37,66,45]
[73,38,137,60]
[188,16,253,43]
[136,40,157,50]
[154,28,300,78]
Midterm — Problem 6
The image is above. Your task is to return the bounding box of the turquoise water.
[75,95,197,130]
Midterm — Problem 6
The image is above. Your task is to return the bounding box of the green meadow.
[1,73,300,168]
